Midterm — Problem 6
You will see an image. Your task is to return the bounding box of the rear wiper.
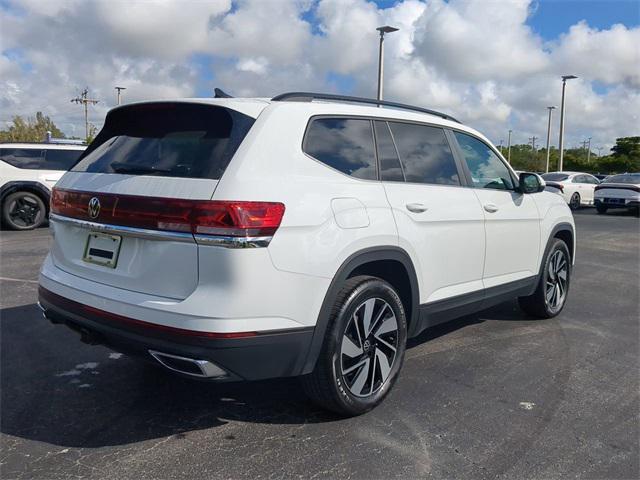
[110,162,172,175]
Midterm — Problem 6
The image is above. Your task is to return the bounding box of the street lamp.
[507,129,512,163]
[545,106,556,173]
[376,25,399,101]
[115,86,126,105]
[558,75,578,171]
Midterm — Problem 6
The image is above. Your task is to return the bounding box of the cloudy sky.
[1,0,638,151]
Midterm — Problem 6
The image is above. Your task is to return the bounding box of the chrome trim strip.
[49,214,195,243]
[194,234,273,248]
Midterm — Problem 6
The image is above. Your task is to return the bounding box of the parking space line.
[0,276,39,284]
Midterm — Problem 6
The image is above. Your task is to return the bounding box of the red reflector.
[51,188,285,237]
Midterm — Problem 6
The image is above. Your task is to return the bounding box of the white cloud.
[1,0,638,151]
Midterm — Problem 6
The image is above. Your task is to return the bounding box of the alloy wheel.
[8,195,41,228]
[546,250,568,310]
[340,297,398,398]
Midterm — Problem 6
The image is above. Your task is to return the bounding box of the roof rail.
[271,92,461,123]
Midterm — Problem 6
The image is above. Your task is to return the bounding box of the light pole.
[115,86,126,105]
[376,25,399,101]
[558,75,578,171]
[586,136,592,164]
[507,129,512,163]
[545,106,556,173]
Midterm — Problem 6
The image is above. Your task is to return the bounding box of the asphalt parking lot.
[1,209,638,479]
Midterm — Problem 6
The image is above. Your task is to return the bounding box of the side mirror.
[519,172,545,194]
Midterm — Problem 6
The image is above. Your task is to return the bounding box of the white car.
[38,93,575,415]
[594,173,640,216]
[541,171,601,210]
[1,142,86,229]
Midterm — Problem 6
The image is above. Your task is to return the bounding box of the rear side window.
[388,122,460,185]
[453,132,515,190]
[303,118,377,180]
[542,173,569,182]
[374,121,404,182]
[43,149,83,170]
[72,103,255,179]
[0,148,44,169]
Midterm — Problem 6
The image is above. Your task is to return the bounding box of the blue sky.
[1,0,638,148]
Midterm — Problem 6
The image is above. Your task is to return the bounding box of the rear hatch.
[49,101,257,299]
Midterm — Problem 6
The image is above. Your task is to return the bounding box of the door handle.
[483,203,499,213]
[406,203,428,213]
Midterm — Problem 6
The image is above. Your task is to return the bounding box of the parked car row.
[541,171,640,216]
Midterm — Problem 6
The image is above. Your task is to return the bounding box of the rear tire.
[519,238,571,319]
[569,192,581,211]
[595,204,607,214]
[302,276,407,416]
[1,191,46,230]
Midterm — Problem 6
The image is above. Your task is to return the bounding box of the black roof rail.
[271,92,461,124]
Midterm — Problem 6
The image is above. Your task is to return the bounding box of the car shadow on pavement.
[1,300,533,449]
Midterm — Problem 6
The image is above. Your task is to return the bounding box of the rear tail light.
[51,188,285,245]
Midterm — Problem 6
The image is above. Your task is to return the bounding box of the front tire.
[519,238,571,318]
[1,191,47,230]
[302,276,407,416]
[569,192,581,211]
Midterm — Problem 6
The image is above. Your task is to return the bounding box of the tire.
[569,192,581,211]
[302,275,408,416]
[518,238,571,319]
[1,191,47,230]
[595,204,607,214]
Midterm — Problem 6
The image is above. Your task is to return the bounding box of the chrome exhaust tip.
[148,350,228,379]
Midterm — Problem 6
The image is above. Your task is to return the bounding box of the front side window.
[453,132,515,190]
[304,118,377,180]
[0,148,45,169]
[388,122,460,185]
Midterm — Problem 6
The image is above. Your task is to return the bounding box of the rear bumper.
[594,198,640,208]
[39,287,314,381]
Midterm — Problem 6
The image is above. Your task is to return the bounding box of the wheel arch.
[544,222,575,271]
[0,181,51,213]
[300,246,419,375]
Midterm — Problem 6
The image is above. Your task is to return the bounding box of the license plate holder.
[83,232,122,268]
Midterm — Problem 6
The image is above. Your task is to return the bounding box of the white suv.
[38,93,575,415]
[1,142,86,229]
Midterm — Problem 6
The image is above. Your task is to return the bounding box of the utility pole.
[376,26,399,101]
[529,136,538,165]
[507,129,512,163]
[499,139,504,154]
[545,106,556,173]
[558,75,578,171]
[115,86,126,105]
[596,146,603,157]
[71,88,99,141]
[586,136,592,164]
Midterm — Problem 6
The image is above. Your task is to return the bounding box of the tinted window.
[604,173,640,184]
[389,122,460,185]
[72,103,255,180]
[374,121,404,182]
[43,149,83,170]
[572,175,585,183]
[0,148,45,169]
[304,118,376,180]
[453,132,515,190]
[542,173,569,181]
[583,175,599,184]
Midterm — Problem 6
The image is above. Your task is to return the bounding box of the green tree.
[0,112,66,142]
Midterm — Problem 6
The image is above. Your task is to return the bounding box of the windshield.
[72,103,255,180]
[541,173,569,181]
[603,173,640,184]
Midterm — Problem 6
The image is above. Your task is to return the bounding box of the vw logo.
[88,197,101,219]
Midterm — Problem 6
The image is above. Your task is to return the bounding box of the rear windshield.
[72,103,255,179]
[541,173,569,181]
[0,148,83,170]
[603,173,640,184]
